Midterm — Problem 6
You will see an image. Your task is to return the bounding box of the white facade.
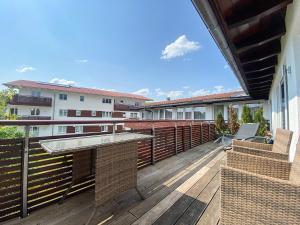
[7,85,147,137]
[142,100,270,122]
[269,1,300,161]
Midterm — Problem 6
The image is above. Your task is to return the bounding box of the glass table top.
[39,132,153,155]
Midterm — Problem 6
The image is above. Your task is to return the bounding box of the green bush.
[0,127,24,139]
[228,106,239,135]
[241,105,253,123]
[254,108,267,136]
[215,112,226,134]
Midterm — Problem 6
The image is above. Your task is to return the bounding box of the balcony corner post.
[21,125,30,218]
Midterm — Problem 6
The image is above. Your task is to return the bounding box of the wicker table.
[40,133,153,209]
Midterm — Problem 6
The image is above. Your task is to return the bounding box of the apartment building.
[4,80,151,136]
[141,91,270,122]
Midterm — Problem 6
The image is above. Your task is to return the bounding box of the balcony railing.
[9,94,52,107]
[114,103,140,111]
[18,115,52,120]
[0,119,216,222]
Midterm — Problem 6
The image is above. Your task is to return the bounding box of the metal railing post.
[112,122,116,134]
[175,123,178,155]
[151,125,155,165]
[21,125,30,218]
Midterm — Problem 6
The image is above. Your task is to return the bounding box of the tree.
[228,106,239,135]
[254,108,267,136]
[215,112,226,134]
[241,105,253,123]
[0,88,16,119]
[0,88,24,138]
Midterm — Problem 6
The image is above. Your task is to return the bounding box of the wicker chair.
[232,128,293,160]
[220,143,300,225]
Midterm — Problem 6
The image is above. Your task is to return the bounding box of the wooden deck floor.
[2,142,224,225]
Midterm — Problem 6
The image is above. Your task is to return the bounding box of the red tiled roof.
[145,91,246,107]
[4,80,152,101]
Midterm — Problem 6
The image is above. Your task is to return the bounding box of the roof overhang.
[192,0,292,99]
[143,95,257,109]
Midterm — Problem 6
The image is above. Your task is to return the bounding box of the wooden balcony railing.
[9,94,52,107]
[0,119,216,222]
[114,103,140,111]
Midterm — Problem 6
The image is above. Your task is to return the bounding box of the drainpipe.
[191,0,248,94]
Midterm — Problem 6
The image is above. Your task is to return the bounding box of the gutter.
[191,0,249,94]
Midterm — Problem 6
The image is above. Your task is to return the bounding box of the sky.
[0,0,241,101]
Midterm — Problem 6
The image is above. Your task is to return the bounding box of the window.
[92,111,96,116]
[159,110,164,119]
[120,100,124,103]
[75,126,83,134]
[102,98,112,104]
[135,102,140,107]
[165,109,172,119]
[130,112,138,119]
[31,90,41,97]
[214,105,224,120]
[10,108,18,115]
[30,126,39,137]
[194,112,205,120]
[100,125,108,133]
[80,96,84,102]
[76,110,81,116]
[59,109,68,117]
[58,126,67,134]
[59,94,67,100]
[194,107,206,120]
[185,112,192,120]
[280,67,289,129]
[30,108,40,116]
[102,111,112,118]
[177,112,183,119]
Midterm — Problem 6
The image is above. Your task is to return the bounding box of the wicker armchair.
[232,128,293,160]
[220,143,300,225]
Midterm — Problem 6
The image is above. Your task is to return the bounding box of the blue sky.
[0,0,241,101]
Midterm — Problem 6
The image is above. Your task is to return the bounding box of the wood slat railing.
[0,121,216,222]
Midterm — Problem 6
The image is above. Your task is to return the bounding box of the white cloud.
[75,59,88,63]
[224,64,229,69]
[16,65,36,73]
[155,88,184,99]
[182,86,190,89]
[133,88,150,96]
[50,78,77,86]
[161,35,201,60]
[214,85,225,93]
[189,89,210,96]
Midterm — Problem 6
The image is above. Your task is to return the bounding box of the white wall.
[269,1,300,161]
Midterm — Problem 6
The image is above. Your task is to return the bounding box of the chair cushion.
[272,128,293,154]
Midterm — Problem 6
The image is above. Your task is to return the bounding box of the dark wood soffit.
[209,0,292,99]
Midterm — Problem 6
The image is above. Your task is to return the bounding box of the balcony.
[0,119,219,223]
[114,103,140,111]
[9,94,52,107]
